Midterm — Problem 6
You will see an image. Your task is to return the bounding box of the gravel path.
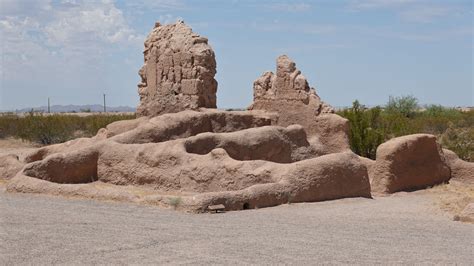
[1,190,473,264]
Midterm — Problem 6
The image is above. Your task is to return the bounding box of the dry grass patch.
[428,181,474,219]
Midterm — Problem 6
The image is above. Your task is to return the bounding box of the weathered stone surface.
[21,110,273,165]
[248,55,350,153]
[104,117,150,138]
[249,55,334,115]
[0,154,24,180]
[23,148,100,184]
[110,109,273,144]
[136,21,217,117]
[443,148,474,184]
[24,137,101,163]
[6,109,371,211]
[9,145,371,211]
[370,134,451,193]
[14,120,323,190]
[358,156,376,184]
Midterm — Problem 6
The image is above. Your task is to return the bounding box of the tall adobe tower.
[137,21,217,117]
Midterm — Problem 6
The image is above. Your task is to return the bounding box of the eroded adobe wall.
[136,21,218,117]
[249,55,350,154]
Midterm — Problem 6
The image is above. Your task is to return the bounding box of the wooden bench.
[207,204,225,213]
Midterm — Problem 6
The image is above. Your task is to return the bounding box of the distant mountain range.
[4,104,136,113]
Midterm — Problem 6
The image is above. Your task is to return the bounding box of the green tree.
[340,100,385,159]
[385,95,419,118]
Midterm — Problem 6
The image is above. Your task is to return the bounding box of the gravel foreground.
[0,190,473,264]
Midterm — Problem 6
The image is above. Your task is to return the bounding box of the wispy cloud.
[350,24,472,42]
[251,20,337,35]
[399,5,456,23]
[349,0,418,10]
[348,0,467,23]
[269,2,312,12]
[124,0,186,12]
[273,43,349,54]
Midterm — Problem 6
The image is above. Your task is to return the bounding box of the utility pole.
[103,93,106,113]
[48,97,50,113]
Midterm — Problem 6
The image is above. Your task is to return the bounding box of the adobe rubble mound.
[370,134,451,194]
[442,148,474,184]
[6,109,372,211]
[136,21,218,117]
[249,55,350,154]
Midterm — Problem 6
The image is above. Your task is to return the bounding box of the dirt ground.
[0,138,38,157]
[0,189,473,264]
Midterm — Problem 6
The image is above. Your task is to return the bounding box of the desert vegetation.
[0,112,135,145]
[338,95,473,161]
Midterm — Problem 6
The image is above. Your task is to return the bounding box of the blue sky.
[0,0,472,110]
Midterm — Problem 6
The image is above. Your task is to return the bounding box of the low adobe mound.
[370,134,451,193]
[248,55,350,154]
[6,109,371,211]
[442,149,474,184]
[23,109,272,163]
[0,154,24,180]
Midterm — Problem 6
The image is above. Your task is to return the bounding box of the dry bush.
[0,112,136,145]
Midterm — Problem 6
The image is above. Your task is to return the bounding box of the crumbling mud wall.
[136,21,218,117]
[249,55,350,154]
[370,134,451,193]
[6,109,372,211]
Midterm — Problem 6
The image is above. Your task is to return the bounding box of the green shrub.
[440,122,473,162]
[339,100,385,159]
[16,113,77,144]
[0,113,19,138]
[385,95,419,118]
[339,96,473,162]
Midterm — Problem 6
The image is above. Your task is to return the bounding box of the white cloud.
[45,1,141,47]
[0,0,142,80]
